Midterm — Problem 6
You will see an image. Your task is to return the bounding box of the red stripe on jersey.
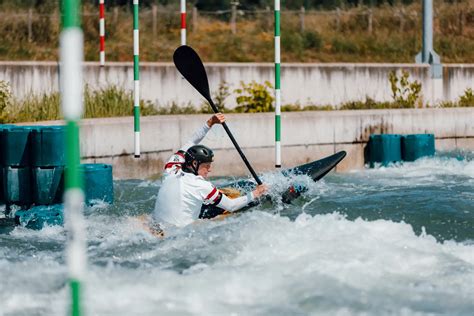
[213,192,222,202]
[176,151,185,158]
[205,188,217,200]
[164,162,182,170]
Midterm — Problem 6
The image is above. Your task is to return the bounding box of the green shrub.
[441,88,474,108]
[4,85,160,123]
[84,85,128,118]
[331,38,358,55]
[213,80,231,112]
[215,36,248,62]
[339,97,396,110]
[10,92,61,122]
[303,31,323,51]
[0,80,13,123]
[84,85,159,118]
[281,103,333,111]
[156,102,204,115]
[281,103,303,112]
[234,81,275,113]
[438,101,456,108]
[282,30,304,57]
[458,88,474,107]
[388,70,422,108]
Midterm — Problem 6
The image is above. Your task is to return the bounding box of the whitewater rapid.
[1,153,473,315]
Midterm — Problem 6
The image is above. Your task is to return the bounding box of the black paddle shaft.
[208,99,262,185]
[173,45,262,185]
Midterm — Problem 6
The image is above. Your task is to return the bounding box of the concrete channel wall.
[28,108,474,179]
[2,62,474,106]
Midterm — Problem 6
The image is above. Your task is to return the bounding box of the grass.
[1,84,473,124]
[0,2,474,63]
[2,85,160,123]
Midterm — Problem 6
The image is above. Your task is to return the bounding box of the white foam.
[10,224,65,240]
[84,213,474,314]
[2,155,473,315]
[1,212,448,315]
[364,156,474,180]
[2,210,473,315]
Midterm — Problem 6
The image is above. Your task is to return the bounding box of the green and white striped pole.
[60,0,86,315]
[274,0,281,168]
[133,0,140,158]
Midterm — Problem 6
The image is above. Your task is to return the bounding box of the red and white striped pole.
[180,0,186,45]
[99,0,105,66]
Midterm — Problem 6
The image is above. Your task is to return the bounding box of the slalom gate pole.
[99,0,105,66]
[133,0,140,158]
[60,0,86,315]
[181,0,186,45]
[274,0,281,168]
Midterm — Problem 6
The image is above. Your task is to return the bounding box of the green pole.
[275,0,281,168]
[133,0,141,158]
[60,1,86,316]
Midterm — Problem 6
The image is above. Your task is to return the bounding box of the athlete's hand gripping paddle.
[173,45,263,185]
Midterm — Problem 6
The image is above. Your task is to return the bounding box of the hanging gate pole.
[274,0,281,168]
[133,0,141,158]
[60,0,87,315]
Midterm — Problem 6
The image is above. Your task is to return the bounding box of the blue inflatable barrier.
[2,166,31,206]
[0,125,13,203]
[402,134,435,161]
[32,167,64,205]
[15,204,64,230]
[0,126,41,167]
[0,124,4,204]
[83,163,114,205]
[31,126,66,167]
[0,176,3,204]
[0,125,17,183]
[0,126,116,231]
[368,134,402,167]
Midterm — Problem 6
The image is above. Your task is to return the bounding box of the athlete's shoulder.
[164,150,186,173]
[183,173,210,186]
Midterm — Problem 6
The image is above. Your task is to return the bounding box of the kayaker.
[152,113,267,230]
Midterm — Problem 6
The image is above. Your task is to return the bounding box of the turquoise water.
[1,152,473,315]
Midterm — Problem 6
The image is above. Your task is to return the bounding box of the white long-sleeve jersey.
[153,123,255,227]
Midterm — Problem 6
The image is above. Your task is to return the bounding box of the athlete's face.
[197,162,212,178]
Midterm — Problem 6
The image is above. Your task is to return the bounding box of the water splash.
[1,152,473,315]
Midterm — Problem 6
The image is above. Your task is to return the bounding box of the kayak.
[0,151,347,230]
[199,151,347,219]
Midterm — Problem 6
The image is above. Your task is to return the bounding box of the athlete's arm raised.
[179,113,226,152]
[163,113,225,174]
